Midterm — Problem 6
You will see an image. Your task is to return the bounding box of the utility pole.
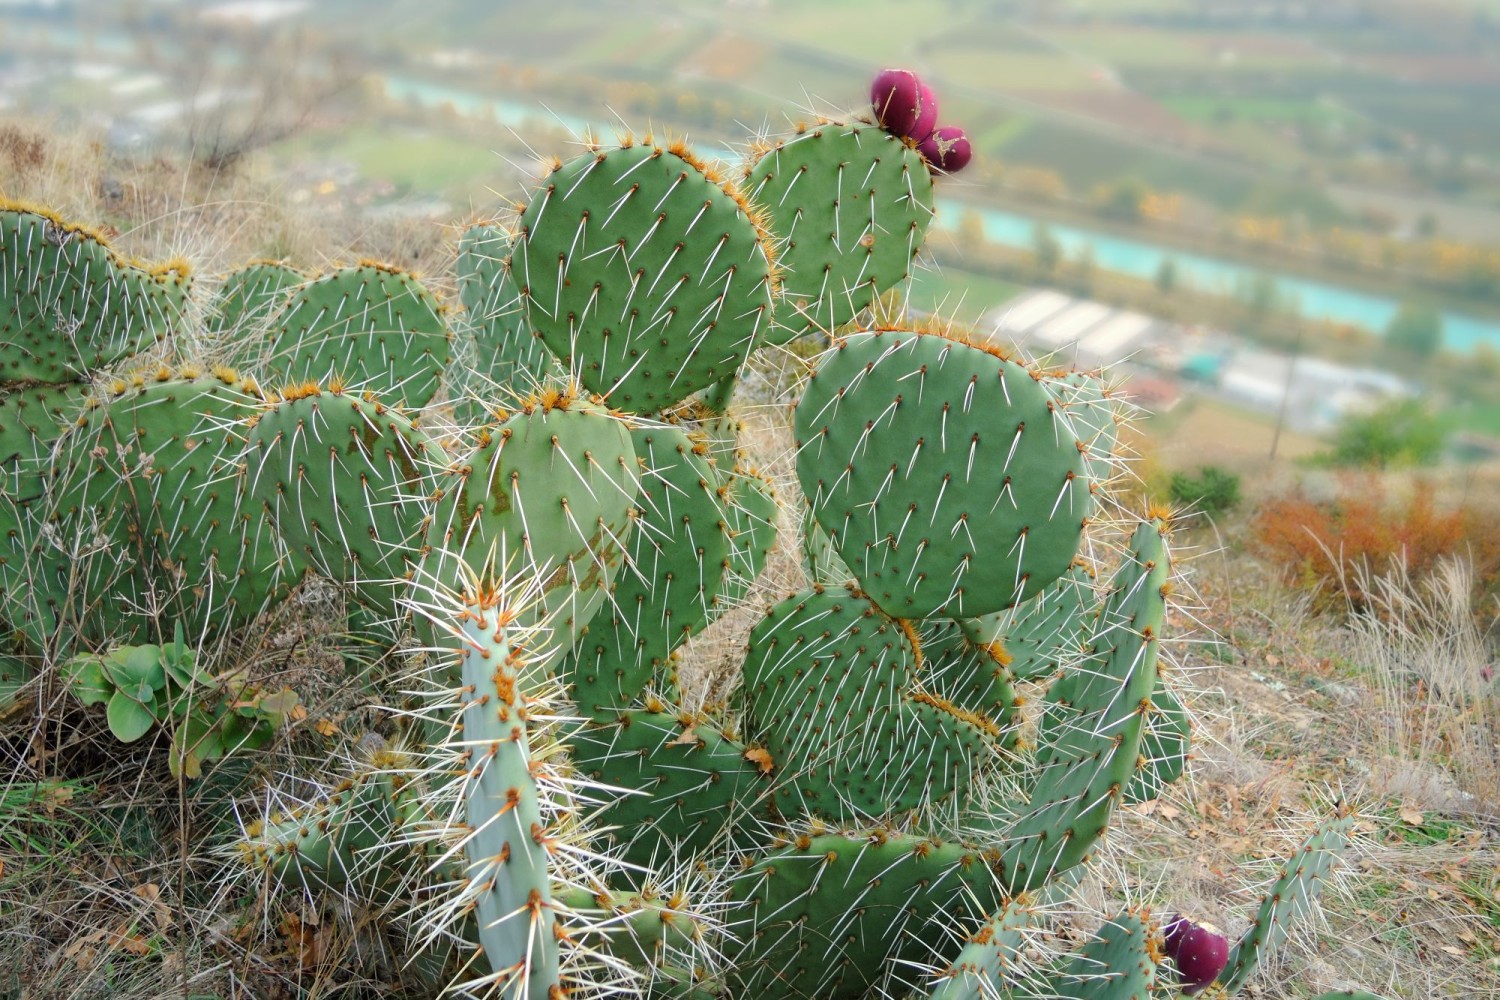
[1269,322,1304,462]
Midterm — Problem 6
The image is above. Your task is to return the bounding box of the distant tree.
[1324,397,1445,469]
[1416,211,1440,238]
[1236,272,1282,332]
[1101,178,1146,222]
[1033,223,1061,281]
[955,209,986,252]
[1168,466,1241,517]
[1071,243,1097,296]
[1155,256,1178,295]
[1385,300,1444,358]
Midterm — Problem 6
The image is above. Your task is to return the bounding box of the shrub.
[1321,397,1444,469]
[1168,465,1241,518]
[1250,475,1500,610]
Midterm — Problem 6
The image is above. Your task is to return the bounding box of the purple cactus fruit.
[917,126,972,174]
[870,68,938,141]
[1161,915,1229,995]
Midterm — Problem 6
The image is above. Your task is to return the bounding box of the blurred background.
[3,0,1500,506]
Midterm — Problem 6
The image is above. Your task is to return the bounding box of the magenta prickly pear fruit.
[870,68,938,141]
[1162,915,1229,995]
[917,125,972,174]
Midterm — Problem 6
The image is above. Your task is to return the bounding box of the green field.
[272,127,501,196]
[906,266,1024,324]
[1162,95,1355,126]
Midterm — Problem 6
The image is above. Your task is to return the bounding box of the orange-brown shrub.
[1250,475,1500,610]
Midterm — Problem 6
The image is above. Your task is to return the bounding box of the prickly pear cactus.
[0,202,190,385]
[261,262,452,407]
[417,388,638,669]
[744,122,934,343]
[513,139,776,413]
[796,329,1089,618]
[243,382,445,620]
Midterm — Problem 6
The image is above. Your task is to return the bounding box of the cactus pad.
[994,519,1169,893]
[0,204,189,385]
[514,141,775,412]
[569,710,765,872]
[244,384,445,619]
[1047,908,1160,999]
[211,260,306,336]
[419,392,638,668]
[565,424,732,715]
[263,262,451,407]
[44,371,288,642]
[742,584,998,822]
[796,329,1089,619]
[745,124,934,343]
[1219,807,1355,994]
[453,221,562,420]
[723,829,1006,998]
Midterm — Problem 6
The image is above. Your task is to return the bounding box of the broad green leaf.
[106,690,156,742]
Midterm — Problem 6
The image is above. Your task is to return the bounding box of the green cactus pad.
[1046,908,1160,999]
[741,584,998,822]
[723,830,1006,998]
[744,123,934,343]
[237,769,400,894]
[514,141,775,413]
[262,262,452,407]
[1220,808,1355,994]
[993,520,1169,893]
[565,425,732,714]
[42,371,289,644]
[557,884,723,993]
[1048,370,1124,487]
[0,203,189,385]
[1122,679,1190,806]
[453,221,564,422]
[716,464,778,613]
[926,895,1037,1000]
[569,710,765,871]
[211,260,306,336]
[450,590,563,999]
[418,393,638,670]
[0,382,94,590]
[801,501,853,587]
[918,619,1023,748]
[966,560,1098,682]
[796,329,1089,619]
[244,384,446,620]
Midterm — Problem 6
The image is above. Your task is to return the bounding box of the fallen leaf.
[744,747,775,775]
[132,882,172,930]
[313,718,339,737]
[1399,803,1424,825]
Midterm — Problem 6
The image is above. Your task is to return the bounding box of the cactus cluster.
[0,72,1382,1000]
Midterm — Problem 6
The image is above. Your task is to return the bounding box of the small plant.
[1169,464,1242,517]
[61,624,299,777]
[1251,475,1500,608]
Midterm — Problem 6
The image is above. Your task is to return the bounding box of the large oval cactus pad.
[515,141,775,412]
[45,371,289,642]
[419,393,638,670]
[745,123,934,344]
[796,329,1089,619]
[263,262,451,408]
[564,424,733,715]
[244,385,446,620]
